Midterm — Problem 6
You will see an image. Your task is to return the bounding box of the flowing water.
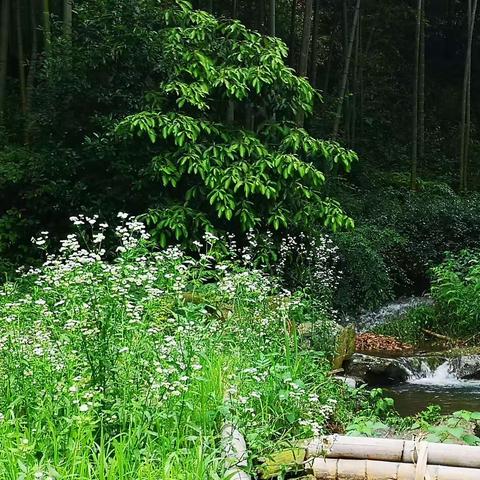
[355,298,480,415]
[388,359,480,416]
[355,296,433,333]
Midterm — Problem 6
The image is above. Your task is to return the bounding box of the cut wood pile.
[260,435,480,479]
[356,333,413,354]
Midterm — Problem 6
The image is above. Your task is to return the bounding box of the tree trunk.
[309,0,321,86]
[411,0,422,190]
[25,0,38,144]
[323,28,335,94]
[460,0,478,191]
[418,0,425,168]
[288,0,298,67]
[298,0,314,77]
[351,11,361,147]
[0,0,10,121]
[43,0,51,54]
[297,0,314,125]
[343,0,349,54]
[332,0,361,137]
[269,0,276,36]
[16,1,26,115]
[232,0,238,18]
[64,0,73,39]
[255,0,266,33]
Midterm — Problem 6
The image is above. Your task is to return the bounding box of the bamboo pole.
[311,458,480,480]
[222,423,251,480]
[306,436,480,469]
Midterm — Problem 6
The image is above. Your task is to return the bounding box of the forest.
[1,0,480,479]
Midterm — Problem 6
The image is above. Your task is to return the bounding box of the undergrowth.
[0,214,373,479]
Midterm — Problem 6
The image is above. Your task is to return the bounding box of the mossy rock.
[332,324,356,370]
[258,448,306,479]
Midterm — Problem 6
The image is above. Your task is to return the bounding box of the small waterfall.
[409,361,462,386]
[389,355,480,415]
[355,297,433,332]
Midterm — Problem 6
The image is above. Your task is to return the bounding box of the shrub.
[333,225,405,313]
[431,250,480,338]
[336,180,480,311]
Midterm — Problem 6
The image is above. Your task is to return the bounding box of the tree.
[297,0,314,126]
[288,0,298,67]
[116,3,357,246]
[298,0,314,78]
[269,0,276,36]
[16,1,27,115]
[332,0,361,138]
[309,0,322,87]
[43,0,51,54]
[418,1,425,165]
[25,0,39,143]
[0,0,10,120]
[411,0,422,190]
[460,0,478,191]
[63,0,73,39]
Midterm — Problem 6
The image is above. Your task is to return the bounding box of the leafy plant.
[424,411,480,445]
[0,214,368,478]
[431,250,480,338]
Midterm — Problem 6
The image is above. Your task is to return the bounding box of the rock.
[449,355,480,380]
[332,324,356,370]
[343,353,410,386]
[334,376,358,388]
[258,448,306,479]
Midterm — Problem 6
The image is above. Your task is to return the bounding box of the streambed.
[352,298,480,416]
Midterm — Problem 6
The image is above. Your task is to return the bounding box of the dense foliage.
[431,250,480,338]
[0,0,358,274]
[2,2,480,475]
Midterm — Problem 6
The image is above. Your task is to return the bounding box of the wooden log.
[422,328,455,343]
[306,435,480,469]
[312,458,480,480]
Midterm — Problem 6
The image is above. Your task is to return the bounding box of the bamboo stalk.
[311,458,480,480]
[222,423,251,480]
[422,328,455,343]
[306,436,480,469]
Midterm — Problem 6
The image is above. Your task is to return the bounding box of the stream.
[354,298,480,416]
[389,361,480,416]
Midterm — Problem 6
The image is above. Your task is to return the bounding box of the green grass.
[0,216,371,479]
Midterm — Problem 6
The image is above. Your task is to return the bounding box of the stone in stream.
[343,353,410,386]
[334,375,358,388]
[449,355,480,379]
[297,322,356,370]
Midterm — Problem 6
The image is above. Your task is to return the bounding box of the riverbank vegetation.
[377,249,480,345]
